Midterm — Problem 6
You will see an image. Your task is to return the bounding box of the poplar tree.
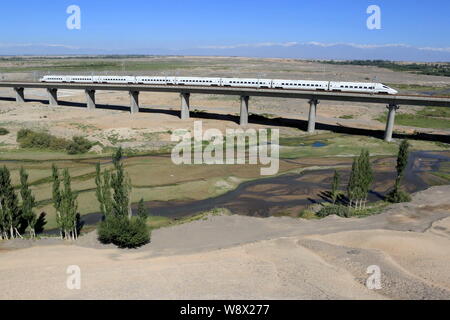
[358,150,373,209]
[97,148,150,248]
[20,167,37,238]
[386,140,411,203]
[0,167,8,239]
[0,166,21,239]
[95,163,112,219]
[52,164,63,239]
[347,150,373,209]
[331,170,340,204]
[52,165,79,240]
[111,147,132,218]
[60,169,78,240]
[347,157,359,208]
[0,167,9,239]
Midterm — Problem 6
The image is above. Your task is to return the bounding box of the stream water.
[74,150,450,228]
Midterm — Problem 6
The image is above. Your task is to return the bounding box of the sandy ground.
[1,185,449,300]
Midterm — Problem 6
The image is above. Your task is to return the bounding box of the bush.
[317,205,351,218]
[16,129,93,154]
[385,189,411,203]
[17,128,33,140]
[0,127,9,135]
[67,136,94,154]
[18,131,56,149]
[98,216,150,249]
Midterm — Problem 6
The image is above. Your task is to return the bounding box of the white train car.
[177,77,221,86]
[94,76,135,84]
[329,81,375,93]
[272,79,329,91]
[164,77,177,85]
[373,83,398,94]
[136,76,168,84]
[258,79,272,88]
[221,78,261,88]
[40,75,66,82]
[65,76,94,83]
[328,82,397,94]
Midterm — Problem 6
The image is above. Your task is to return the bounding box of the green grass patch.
[417,107,450,118]
[375,112,450,129]
[339,114,354,119]
[431,171,450,182]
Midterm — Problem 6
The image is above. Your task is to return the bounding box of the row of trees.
[1,147,148,247]
[0,167,38,239]
[0,163,79,241]
[329,140,411,211]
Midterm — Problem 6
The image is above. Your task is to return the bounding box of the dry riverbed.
[1,185,449,299]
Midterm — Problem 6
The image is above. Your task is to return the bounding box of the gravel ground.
[0,186,449,299]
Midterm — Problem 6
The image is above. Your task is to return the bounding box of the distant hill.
[1,42,449,62]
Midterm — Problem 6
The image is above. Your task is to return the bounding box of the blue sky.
[0,0,449,54]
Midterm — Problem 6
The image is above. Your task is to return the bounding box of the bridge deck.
[1,81,449,107]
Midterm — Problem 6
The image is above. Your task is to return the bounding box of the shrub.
[298,209,317,219]
[66,136,94,154]
[0,127,9,135]
[17,128,33,141]
[317,205,351,218]
[385,189,411,203]
[98,215,150,249]
[18,131,55,149]
[16,129,93,154]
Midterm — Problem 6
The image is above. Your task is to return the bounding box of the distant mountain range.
[1,42,449,62]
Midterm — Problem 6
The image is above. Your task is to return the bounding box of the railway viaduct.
[1,82,449,142]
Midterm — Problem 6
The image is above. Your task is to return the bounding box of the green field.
[1,131,446,230]
[321,60,450,77]
[376,107,450,130]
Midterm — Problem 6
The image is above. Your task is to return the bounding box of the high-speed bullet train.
[39,75,398,94]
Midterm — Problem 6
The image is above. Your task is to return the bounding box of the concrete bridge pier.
[129,91,139,114]
[14,87,25,103]
[85,89,96,110]
[47,88,58,106]
[384,104,399,142]
[307,98,319,133]
[180,92,190,119]
[240,95,250,126]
